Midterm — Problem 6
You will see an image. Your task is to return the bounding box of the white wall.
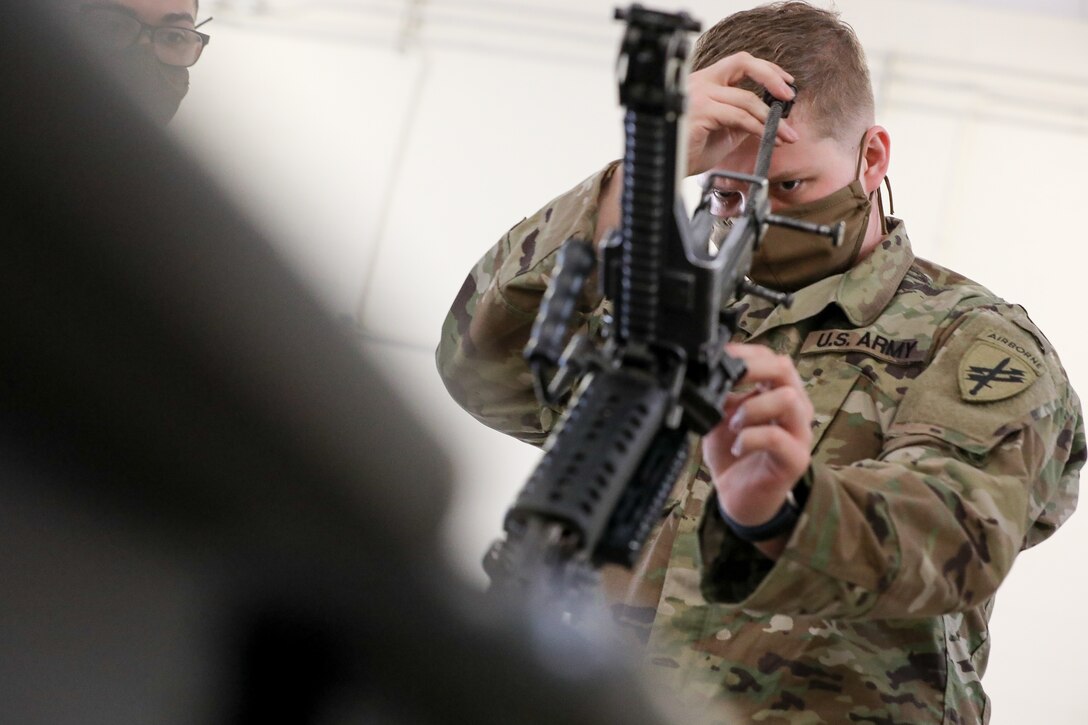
[176,1,1088,722]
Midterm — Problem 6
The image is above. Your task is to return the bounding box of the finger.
[704,388,760,461]
[730,386,814,441]
[703,386,773,475]
[731,425,810,478]
[701,422,739,474]
[702,85,768,123]
[701,86,799,142]
[726,344,805,391]
[691,95,768,140]
[708,52,796,103]
[721,387,760,417]
[695,84,794,139]
[739,57,796,103]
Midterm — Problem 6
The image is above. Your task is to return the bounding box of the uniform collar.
[734,218,914,339]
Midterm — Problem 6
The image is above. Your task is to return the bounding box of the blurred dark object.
[0,4,672,724]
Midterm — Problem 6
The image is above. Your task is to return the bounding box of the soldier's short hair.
[691,1,874,143]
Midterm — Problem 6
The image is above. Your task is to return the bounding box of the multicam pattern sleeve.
[699,300,1085,620]
[435,164,618,445]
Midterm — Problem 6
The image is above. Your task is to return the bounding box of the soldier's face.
[708,102,866,217]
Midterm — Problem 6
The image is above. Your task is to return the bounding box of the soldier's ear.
[859,126,890,195]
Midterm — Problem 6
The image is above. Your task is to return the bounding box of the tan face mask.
[747,178,872,292]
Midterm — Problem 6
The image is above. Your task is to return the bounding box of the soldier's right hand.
[685,52,799,176]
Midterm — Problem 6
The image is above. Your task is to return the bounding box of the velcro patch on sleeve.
[957,331,1044,402]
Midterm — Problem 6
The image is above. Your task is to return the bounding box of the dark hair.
[691,1,874,140]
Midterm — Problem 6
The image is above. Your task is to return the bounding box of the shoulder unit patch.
[958,331,1043,402]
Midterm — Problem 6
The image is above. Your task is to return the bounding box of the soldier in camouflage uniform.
[436,3,1084,723]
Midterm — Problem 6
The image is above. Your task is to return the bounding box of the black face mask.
[105,44,190,125]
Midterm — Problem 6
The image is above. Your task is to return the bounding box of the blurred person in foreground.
[436,2,1084,722]
[58,0,210,125]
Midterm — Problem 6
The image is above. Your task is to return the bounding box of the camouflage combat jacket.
[436,166,1084,724]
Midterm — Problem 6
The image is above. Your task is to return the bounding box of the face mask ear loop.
[856,130,889,236]
[878,175,894,236]
[876,187,888,236]
[852,132,887,237]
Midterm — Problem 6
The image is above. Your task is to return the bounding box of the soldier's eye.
[776,179,803,193]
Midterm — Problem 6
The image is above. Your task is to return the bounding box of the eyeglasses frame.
[79,5,212,68]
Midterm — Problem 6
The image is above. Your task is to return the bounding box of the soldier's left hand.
[702,343,813,540]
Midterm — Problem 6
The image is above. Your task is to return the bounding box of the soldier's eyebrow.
[88,2,137,17]
[84,2,196,27]
[767,169,809,183]
[161,11,197,26]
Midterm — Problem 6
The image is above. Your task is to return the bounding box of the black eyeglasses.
[79,5,211,68]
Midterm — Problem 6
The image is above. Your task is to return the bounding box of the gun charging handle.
[751,82,798,180]
[762,84,797,119]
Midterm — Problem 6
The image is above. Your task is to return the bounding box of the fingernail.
[729,413,742,431]
[731,438,742,456]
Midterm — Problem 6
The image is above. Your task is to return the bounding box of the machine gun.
[485,4,842,613]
